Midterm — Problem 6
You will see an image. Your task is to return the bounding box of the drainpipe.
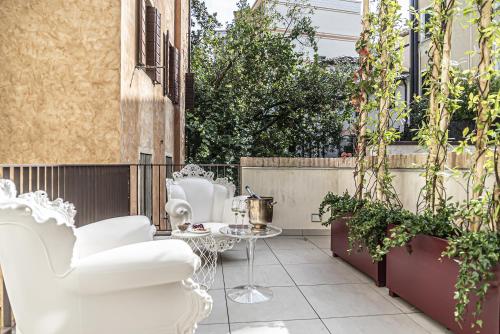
[409,0,419,103]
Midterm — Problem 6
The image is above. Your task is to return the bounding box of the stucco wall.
[241,156,491,231]
[0,0,121,164]
[120,0,188,164]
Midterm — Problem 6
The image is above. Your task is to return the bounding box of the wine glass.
[237,199,247,227]
[231,198,241,226]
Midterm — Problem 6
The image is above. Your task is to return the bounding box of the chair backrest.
[167,165,236,223]
[0,180,78,333]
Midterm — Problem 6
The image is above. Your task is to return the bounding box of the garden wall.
[240,154,491,232]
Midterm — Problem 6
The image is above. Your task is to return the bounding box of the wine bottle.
[245,185,261,199]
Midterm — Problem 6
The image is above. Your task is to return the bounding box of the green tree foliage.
[187,0,357,164]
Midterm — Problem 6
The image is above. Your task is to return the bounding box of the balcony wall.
[241,154,491,232]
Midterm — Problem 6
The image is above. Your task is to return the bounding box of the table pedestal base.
[227,285,273,304]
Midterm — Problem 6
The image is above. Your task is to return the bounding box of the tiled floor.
[196,235,452,334]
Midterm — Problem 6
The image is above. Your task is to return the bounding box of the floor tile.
[407,313,452,333]
[300,284,402,318]
[202,289,228,325]
[284,262,362,285]
[370,286,419,313]
[323,314,429,334]
[230,319,329,334]
[229,239,270,251]
[223,264,295,288]
[266,236,317,250]
[305,236,331,249]
[211,266,225,290]
[195,323,230,334]
[227,286,317,322]
[273,248,335,265]
[221,249,279,266]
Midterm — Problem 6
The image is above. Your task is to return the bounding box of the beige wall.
[241,156,491,231]
[120,0,189,164]
[0,0,122,164]
[0,0,189,165]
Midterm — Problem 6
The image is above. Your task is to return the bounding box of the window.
[146,5,161,84]
[168,44,180,104]
[185,73,195,110]
[137,0,146,66]
[421,9,431,40]
[163,32,170,96]
[165,155,173,179]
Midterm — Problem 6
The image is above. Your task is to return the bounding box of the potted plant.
[376,202,499,334]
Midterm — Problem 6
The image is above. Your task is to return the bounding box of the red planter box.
[387,234,500,334]
[330,216,386,287]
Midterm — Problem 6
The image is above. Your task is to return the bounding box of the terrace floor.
[197,235,451,334]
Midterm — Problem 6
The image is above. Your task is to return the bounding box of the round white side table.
[171,230,218,290]
[219,225,282,304]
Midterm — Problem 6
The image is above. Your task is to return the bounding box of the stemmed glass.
[231,198,241,226]
[238,199,248,227]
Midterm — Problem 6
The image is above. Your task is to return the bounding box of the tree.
[187,0,356,164]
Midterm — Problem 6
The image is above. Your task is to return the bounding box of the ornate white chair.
[0,180,212,334]
[166,164,248,252]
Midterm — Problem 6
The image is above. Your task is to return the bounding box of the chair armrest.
[73,215,156,260]
[166,199,193,229]
[66,240,200,295]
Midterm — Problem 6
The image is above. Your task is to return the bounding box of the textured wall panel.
[0,0,121,164]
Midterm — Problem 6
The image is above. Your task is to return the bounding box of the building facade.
[0,0,190,165]
[253,0,362,58]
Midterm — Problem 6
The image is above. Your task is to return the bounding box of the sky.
[204,0,411,25]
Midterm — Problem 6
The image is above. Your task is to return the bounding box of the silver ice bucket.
[247,197,276,230]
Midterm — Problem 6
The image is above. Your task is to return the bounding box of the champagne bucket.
[247,197,275,230]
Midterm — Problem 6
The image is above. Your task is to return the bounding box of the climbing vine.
[417,0,461,212]
[368,0,406,204]
[353,0,375,201]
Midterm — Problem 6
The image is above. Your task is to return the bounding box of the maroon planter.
[387,234,500,334]
[330,216,386,287]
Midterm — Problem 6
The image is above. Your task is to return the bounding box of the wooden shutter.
[146,6,161,84]
[163,32,169,96]
[185,73,195,110]
[137,0,146,66]
[174,48,180,103]
[168,44,176,101]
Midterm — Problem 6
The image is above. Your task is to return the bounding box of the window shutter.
[185,73,195,110]
[146,6,161,84]
[168,44,176,100]
[137,0,146,66]
[174,48,180,103]
[163,32,169,96]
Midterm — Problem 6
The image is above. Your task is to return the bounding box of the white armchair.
[166,164,248,252]
[0,180,212,334]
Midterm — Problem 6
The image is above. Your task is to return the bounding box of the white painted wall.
[242,165,485,231]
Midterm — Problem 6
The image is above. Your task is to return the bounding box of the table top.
[219,225,282,239]
[171,229,212,238]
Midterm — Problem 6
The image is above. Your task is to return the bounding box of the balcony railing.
[0,163,241,332]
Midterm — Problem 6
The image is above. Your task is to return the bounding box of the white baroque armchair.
[0,179,212,334]
[166,164,248,252]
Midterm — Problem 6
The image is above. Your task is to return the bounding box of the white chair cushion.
[73,216,154,261]
[169,183,187,201]
[177,178,214,223]
[211,184,230,222]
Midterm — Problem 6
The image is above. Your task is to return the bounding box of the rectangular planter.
[330,216,386,287]
[387,234,500,334]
